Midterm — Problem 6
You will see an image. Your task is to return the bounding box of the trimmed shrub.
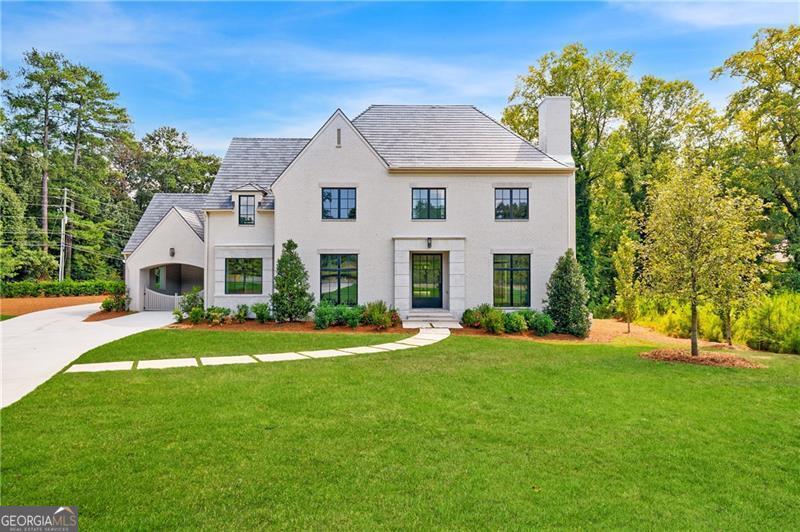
[178,287,204,316]
[251,302,271,323]
[0,279,124,298]
[272,240,314,322]
[363,300,392,329]
[504,312,528,333]
[233,304,249,323]
[172,308,184,323]
[100,289,130,312]
[461,308,481,328]
[188,307,204,325]
[389,308,401,328]
[529,312,555,336]
[544,249,591,338]
[205,306,231,326]
[342,306,364,328]
[737,293,800,354]
[481,308,506,334]
[313,301,336,329]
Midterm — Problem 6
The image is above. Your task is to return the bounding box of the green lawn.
[2,335,799,529]
[0,314,13,321]
[74,329,410,364]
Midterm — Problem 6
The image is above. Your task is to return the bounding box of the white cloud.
[617,1,799,29]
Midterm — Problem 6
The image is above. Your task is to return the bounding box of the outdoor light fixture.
[427,237,432,249]
[169,247,175,257]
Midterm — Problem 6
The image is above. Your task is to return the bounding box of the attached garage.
[122,194,207,311]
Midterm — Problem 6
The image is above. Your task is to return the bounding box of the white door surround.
[392,237,465,319]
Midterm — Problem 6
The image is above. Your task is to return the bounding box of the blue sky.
[2,1,798,155]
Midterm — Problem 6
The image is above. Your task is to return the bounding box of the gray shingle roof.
[123,193,206,255]
[352,105,568,169]
[205,138,309,209]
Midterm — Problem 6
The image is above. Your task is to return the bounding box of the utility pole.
[58,187,68,282]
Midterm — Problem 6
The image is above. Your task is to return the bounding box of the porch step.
[403,310,462,329]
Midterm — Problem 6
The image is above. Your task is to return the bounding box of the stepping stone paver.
[254,353,308,362]
[338,346,388,355]
[65,361,133,373]
[371,342,417,351]
[300,349,353,359]
[138,358,198,369]
[397,337,440,346]
[200,355,257,366]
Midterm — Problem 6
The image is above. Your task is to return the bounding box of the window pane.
[322,188,336,219]
[226,258,262,294]
[494,254,511,268]
[340,254,358,270]
[495,188,511,219]
[512,269,530,306]
[320,254,358,305]
[320,273,339,303]
[321,254,339,270]
[493,269,511,307]
[512,254,530,269]
[340,270,358,306]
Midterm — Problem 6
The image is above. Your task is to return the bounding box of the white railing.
[143,288,205,311]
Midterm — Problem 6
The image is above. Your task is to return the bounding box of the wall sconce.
[427,237,432,249]
[169,247,175,257]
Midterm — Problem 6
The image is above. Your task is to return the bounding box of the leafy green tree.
[612,234,640,333]
[645,172,766,355]
[544,249,591,338]
[713,25,800,270]
[504,43,635,296]
[272,240,314,322]
[132,126,221,209]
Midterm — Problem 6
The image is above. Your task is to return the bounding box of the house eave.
[387,166,575,175]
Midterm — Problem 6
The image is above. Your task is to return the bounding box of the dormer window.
[239,195,255,225]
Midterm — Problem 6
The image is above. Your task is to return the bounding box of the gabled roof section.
[352,105,569,170]
[123,193,206,255]
[230,182,269,193]
[206,138,309,209]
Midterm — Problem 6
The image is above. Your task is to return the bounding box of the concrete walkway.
[64,328,451,373]
[1,304,173,408]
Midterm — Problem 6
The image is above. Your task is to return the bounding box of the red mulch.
[0,295,106,317]
[168,320,408,334]
[84,310,135,322]
[640,348,765,369]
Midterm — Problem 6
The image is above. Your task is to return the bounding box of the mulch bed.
[640,348,765,369]
[451,327,579,341]
[168,321,408,334]
[0,295,106,317]
[84,310,135,322]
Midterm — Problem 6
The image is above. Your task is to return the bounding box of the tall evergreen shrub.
[544,249,591,338]
[272,240,314,322]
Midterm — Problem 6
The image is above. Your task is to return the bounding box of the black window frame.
[493,254,531,307]
[238,195,256,225]
[321,187,357,220]
[494,188,529,220]
[224,258,263,295]
[320,254,358,306]
[411,188,446,220]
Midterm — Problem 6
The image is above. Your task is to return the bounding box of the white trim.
[317,249,360,254]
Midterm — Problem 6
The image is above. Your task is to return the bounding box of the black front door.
[412,254,443,308]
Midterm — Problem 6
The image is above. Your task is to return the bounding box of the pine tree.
[544,249,591,338]
[272,239,314,322]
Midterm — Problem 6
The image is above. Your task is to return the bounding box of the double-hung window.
[239,195,255,225]
[493,254,530,307]
[495,188,529,220]
[225,258,263,294]
[320,254,358,306]
[322,188,356,219]
[412,188,446,219]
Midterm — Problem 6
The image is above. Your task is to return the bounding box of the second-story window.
[412,188,446,219]
[495,188,529,220]
[322,188,356,219]
[238,195,255,225]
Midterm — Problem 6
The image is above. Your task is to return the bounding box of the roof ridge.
[231,136,310,141]
[469,105,570,168]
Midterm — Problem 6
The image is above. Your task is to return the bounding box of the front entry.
[412,253,443,308]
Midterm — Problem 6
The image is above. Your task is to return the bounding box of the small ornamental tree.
[613,234,640,333]
[544,249,591,338]
[271,239,314,322]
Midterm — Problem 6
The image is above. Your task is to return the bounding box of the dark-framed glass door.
[412,254,443,308]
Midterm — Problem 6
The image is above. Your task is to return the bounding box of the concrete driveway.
[1,304,173,408]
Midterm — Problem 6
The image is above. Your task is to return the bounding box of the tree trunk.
[725,308,733,346]
[627,319,631,333]
[41,96,50,251]
[690,302,699,357]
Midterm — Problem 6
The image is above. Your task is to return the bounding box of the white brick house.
[122,98,575,320]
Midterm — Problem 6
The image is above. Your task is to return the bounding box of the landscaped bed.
[0,295,105,317]
[168,320,407,335]
[72,328,411,364]
[641,348,765,369]
[2,336,798,529]
[84,310,136,322]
